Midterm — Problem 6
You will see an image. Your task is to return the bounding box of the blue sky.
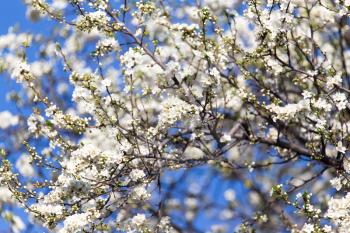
[0,0,53,112]
[0,1,26,34]
[0,2,33,232]
[0,0,26,112]
[0,2,320,232]
[0,4,240,231]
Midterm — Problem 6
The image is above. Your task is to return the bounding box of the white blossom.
[0,111,19,129]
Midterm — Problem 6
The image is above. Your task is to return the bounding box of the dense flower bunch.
[1,0,350,232]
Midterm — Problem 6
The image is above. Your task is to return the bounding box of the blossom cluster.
[1,0,350,232]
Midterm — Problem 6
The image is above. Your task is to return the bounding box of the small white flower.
[16,154,35,177]
[11,61,31,83]
[224,189,236,202]
[0,111,19,129]
[315,119,326,130]
[220,133,232,143]
[344,159,350,173]
[336,141,346,154]
[333,92,347,110]
[322,225,332,233]
[129,169,146,181]
[296,192,302,199]
[101,79,112,87]
[301,223,314,233]
[131,213,146,226]
[326,74,342,88]
[330,177,343,191]
[59,212,91,233]
[302,90,313,99]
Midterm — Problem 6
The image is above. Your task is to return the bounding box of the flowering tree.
[2,0,350,232]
